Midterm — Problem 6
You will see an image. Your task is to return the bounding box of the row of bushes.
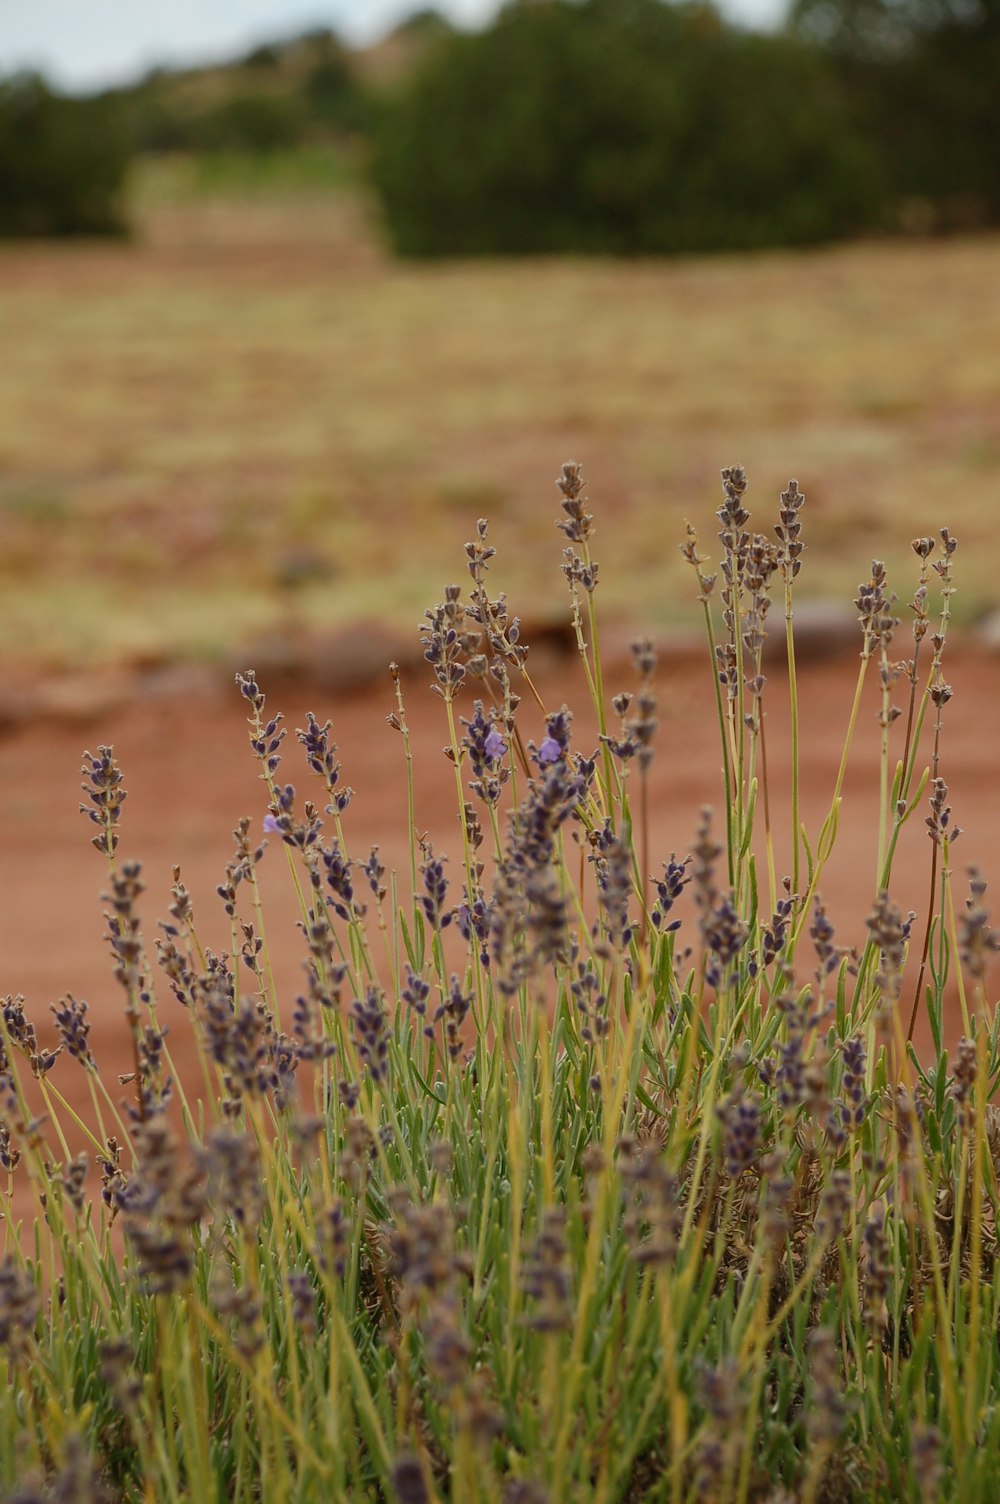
[371,0,1000,255]
[372,3,882,256]
[2,0,998,251]
[0,27,372,238]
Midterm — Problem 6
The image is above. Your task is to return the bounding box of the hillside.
[106,12,453,155]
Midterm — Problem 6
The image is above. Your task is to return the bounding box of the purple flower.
[262,813,281,834]
[459,700,508,805]
[484,729,506,762]
[538,737,561,765]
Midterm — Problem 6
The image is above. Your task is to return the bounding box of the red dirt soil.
[1,641,999,1142]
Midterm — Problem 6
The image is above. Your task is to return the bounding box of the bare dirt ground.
[2,638,998,1141]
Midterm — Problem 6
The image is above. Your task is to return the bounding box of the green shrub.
[370,0,883,256]
[792,0,1000,227]
[305,50,371,135]
[0,74,129,237]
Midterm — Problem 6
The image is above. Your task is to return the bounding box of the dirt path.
[1,641,998,1127]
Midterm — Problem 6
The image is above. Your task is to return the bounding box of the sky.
[2,0,787,93]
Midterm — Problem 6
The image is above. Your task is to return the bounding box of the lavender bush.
[0,464,996,1503]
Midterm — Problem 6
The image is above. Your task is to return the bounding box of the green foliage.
[371,0,884,257]
[3,0,997,250]
[0,74,129,237]
[182,90,309,154]
[791,0,1000,225]
[304,34,372,134]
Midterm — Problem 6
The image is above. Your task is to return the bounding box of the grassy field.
[1,162,998,671]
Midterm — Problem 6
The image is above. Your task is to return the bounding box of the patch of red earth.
[1,642,998,1158]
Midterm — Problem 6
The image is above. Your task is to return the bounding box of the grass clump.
[1,463,998,1503]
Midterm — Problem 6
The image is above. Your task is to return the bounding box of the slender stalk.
[783,576,801,895]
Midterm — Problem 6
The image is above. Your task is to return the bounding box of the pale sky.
[1,0,787,93]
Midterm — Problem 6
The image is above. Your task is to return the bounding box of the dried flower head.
[680,521,716,600]
[391,1455,430,1504]
[50,994,94,1070]
[421,585,473,700]
[350,985,390,1084]
[297,711,352,814]
[521,1209,572,1332]
[79,745,126,857]
[817,1169,853,1245]
[959,868,1000,983]
[775,478,805,580]
[806,1325,849,1443]
[99,1336,142,1414]
[839,1034,868,1133]
[925,776,960,847]
[619,1141,679,1267]
[418,842,452,932]
[855,560,898,656]
[59,1152,89,1214]
[0,1256,39,1360]
[694,1356,744,1495]
[951,1036,978,1128]
[717,1087,761,1178]
[461,699,509,805]
[555,462,593,544]
[911,1424,943,1504]
[863,1204,890,1330]
[651,854,691,933]
[236,670,286,775]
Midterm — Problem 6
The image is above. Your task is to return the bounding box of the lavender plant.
[0,465,998,1503]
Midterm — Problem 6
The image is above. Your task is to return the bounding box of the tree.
[792,0,1000,224]
[371,0,882,256]
[0,74,129,237]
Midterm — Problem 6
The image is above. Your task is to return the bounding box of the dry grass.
[0,167,998,670]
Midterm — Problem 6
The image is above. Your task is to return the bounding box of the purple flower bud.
[262,813,281,834]
[483,729,506,762]
[538,737,561,765]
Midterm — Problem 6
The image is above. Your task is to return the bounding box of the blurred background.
[1,0,999,1046]
[2,0,1000,682]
